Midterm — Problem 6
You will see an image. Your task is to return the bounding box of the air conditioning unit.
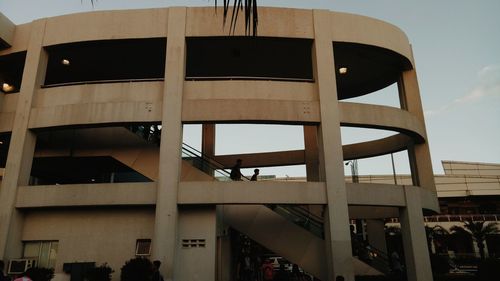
[7,259,37,275]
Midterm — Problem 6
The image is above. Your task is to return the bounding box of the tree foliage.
[120,258,153,281]
[450,219,499,259]
[85,263,114,281]
[25,267,55,281]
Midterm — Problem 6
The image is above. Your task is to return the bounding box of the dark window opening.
[29,156,152,185]
[186,37,313,81]
[0,51,26,94]
[0,133,11,168]
[44,38,166,86]
[333,42,412,100]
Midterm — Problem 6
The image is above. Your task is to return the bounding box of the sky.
[1,0,499,177]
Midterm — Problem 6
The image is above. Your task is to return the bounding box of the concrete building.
[0,7,438,281]
[375,160,500,260]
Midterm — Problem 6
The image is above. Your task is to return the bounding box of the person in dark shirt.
[152,260,164,281]
[250,169,260,181]
[230,159,243,181]
[273,263,289,281]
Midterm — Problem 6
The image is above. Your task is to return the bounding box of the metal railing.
[185,76,314,83]
[42,78,164,88]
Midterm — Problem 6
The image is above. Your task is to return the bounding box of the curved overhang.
[334,43,412,99]
[330,11,414,67]
[339,102,426,141]
[343,134,412,160]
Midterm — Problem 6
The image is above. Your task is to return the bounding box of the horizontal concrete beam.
[346,183,406,206]
[16,182,157,208]
[15,181,435,211]
[178,181,327,204]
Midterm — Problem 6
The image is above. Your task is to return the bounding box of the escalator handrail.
[182,142,251,181]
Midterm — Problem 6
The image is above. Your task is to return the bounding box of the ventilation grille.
[181,239,206,248]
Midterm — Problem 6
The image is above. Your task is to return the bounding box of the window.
[135,239,151,256]
[186,37,313,81]
[23,241,58,269]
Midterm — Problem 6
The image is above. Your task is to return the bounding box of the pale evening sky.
[1,0,499,177]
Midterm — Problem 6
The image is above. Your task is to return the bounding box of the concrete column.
[176,206,216,281]
[313,10,354,281]
[202,123,216,175]
[202,124,216,158]
[366,219,388,255]
[152,7,186,281]
[400,63,435,192]
[399,186,433,281]
[304,125,320,182]
[0,19,47,260]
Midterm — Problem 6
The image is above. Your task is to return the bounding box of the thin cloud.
[425,64,500,117]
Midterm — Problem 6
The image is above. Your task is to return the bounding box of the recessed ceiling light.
[2,83,15,93]
[61,59,70,66]
[0,141,3,145]
[339,67,348,74]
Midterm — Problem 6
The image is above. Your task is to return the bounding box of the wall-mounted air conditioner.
[7,259,36,275]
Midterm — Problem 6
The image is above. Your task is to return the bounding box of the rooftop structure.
[0,7,437,281]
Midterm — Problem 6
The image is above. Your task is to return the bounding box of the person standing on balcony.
[251,169,260,181]
[230,159,243,181]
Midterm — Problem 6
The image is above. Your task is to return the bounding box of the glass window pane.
[38,242,50,268]
[23,242,40,259]
[48,242,58,269]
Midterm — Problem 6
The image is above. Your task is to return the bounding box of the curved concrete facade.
[0,7,437,281]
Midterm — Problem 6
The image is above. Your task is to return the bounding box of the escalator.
[179,141,392,277]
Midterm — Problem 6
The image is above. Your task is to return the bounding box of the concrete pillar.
[400,63,435,192]
[304,125,320,182]
[366,219,388,255]
[176,206,217,281]
[202,124,216,158]
[216,221,232,281]
[152,7,186,281]
[202,123,216,175]
[313,10,354,281]
[399,186,433,281]
[0,19,47,260]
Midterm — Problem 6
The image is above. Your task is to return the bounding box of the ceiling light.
[0,141,3,145]
[339,67,348,74]
[2,83,15,93]
[61,59,70,66]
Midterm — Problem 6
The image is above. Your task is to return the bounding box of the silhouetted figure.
[291,264,310,281]
[273,264,289,281]
[0,260,10,281]
[262,259,274,281]
[391,251,403,277]
[152,260,164,281]
[251,169,260,181]
[230,159,243,181]
[237,250,253,281]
